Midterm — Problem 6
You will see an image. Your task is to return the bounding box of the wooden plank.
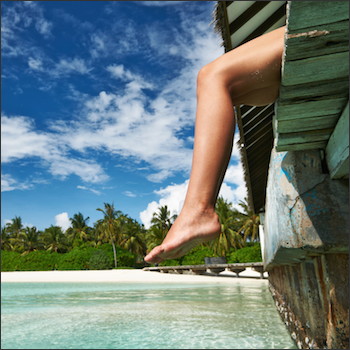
[277,114,339,133]
[285,20,349,61]
[276,128,332,147]
[276,97,348,120]
[287,1,349,32]
[278,78,348,103]
[326,101,349,179]
[276,140,327,152]
[282,51,349,86]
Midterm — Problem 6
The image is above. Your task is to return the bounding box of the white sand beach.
[1,268,268,284]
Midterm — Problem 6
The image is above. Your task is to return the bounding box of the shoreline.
[1,268,268,284]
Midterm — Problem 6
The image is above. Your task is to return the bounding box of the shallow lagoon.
[1,281,296,349]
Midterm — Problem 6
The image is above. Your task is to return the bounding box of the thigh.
[213,26,286,105]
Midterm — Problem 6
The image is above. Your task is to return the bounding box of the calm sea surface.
[1,281,296,349]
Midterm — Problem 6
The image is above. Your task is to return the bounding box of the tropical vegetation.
[1,197,262,271]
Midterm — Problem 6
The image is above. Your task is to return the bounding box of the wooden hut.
[215,1,349,348]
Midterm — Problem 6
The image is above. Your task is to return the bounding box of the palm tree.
[1,226,13,251]
[5,216,23,239]
[43,226,68,253]
[96,203,122,268]
[211,197,244,256]
[66,212,91,246]
[237,198,260,243]
[146,225,165,252]
[146,205,176,252]
[151,205,177,230]
[17,226,43,255]
[119,215,146,260]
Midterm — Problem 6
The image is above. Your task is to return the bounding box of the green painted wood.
[277,114,338,133]
[326,101,349,179]
[276,97,347,120]
[277,129,332,144]
[285,20,349,61]
[287,1,349,32]
[276,140,327,152]
[282,51,349,86]
[278,78,348,103]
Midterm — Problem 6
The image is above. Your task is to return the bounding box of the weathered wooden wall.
[274,1,349,152]
[263,146,349,349]
[269,254,349,349]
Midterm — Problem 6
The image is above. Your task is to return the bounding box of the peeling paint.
[287,30,330,39]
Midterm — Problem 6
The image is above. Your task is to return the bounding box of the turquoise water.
[1,281,296,349]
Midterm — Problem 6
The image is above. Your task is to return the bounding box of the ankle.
[181,201,217,217]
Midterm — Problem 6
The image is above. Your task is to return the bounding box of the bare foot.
[144,207,221,263]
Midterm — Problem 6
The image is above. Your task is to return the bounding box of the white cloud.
[139,163,247,229]
[28,57,44,71]
[1,1,52,57]
[53,57,92,76]
[1,114,108,184]
[223,161,248,210]
[1,115,55,162]
[106,64,136,81]
[107,64,153,91]
[123,191,137,198]
[77,185,102,195]
[27,55,91,79]
[3,2,228,192]
[1,173,32,192]
[55,212,71,232]
[56,19,223,183]
[140,181,188,228]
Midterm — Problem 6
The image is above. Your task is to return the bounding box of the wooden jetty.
[143,262,265,279]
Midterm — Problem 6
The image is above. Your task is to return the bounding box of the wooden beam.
[282,51,349,86]
[278,78,348,103]
[287,1,349,32]
[326,101,349,179]
[276,97,348,120]
[277,114,339,133]
[275,128,331,151]
[285,20,349,61]
[276,141,327,152]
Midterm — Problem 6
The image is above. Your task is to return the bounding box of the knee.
[196,61,230,93]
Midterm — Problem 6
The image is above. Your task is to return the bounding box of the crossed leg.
[144,26,285,264]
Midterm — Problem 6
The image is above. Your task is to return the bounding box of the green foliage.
[159,259,181,267]
[57,246,96,270]
[1,251,21,271]
[88,250,112,270]
[2,198,262,271]
[97,243,136,268]
[1,250,60,271]
[227,243,262,263]
[181,245,217,265]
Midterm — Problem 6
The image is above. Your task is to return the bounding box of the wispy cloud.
[1,173,32,192]
[77,185,102,196]
[1,1,52,57]
[27,56,92,78]
[123,191,137,198]
[54,15,223,183]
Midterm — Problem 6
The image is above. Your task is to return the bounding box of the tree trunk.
[111,241,117,268]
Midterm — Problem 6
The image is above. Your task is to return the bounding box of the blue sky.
[1,1,247,231]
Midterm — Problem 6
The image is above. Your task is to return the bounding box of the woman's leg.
[145,26,285,263]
